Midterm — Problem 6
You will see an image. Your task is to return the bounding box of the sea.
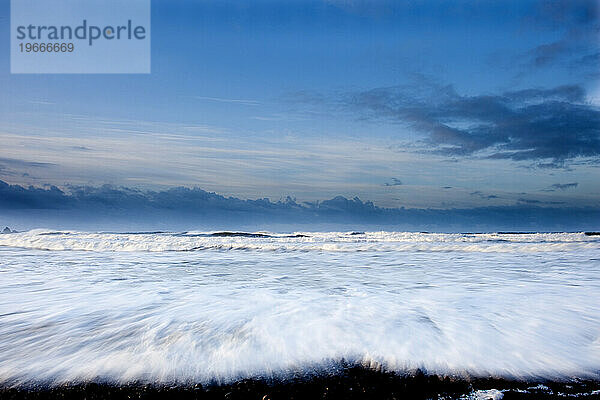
[0,230,599,398]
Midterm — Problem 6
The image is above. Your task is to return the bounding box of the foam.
[0,230,597,253]
[0,231,599,385]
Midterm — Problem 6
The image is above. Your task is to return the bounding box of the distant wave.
[0,230,597,253]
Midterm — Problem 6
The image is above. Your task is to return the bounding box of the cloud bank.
[0,181,597,232]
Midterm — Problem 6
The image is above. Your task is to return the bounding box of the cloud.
[529,41,570,67]
[1,180,597,232]
[194,96,260,106]
[28,100,55,106]
[543,182,579,191]
[552,182,579,190]
[0,157,57,180]
[470,191,500,200]
[0,181,68,209]
[342,83,600,166]
[529,0,598,30]
[0,157,56,169]
[517,198,565,205]
[519,0,599,72]
[524,33,599,71]
[384,178,402,186]
[578,52,600,67]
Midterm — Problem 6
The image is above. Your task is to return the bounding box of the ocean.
[0,230,599,399]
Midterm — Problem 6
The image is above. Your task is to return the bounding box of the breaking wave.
[0,230,598,253]
[0,230,599,385]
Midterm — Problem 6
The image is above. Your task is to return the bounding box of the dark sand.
[1,366,599,399]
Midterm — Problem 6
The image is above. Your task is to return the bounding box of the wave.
[0,230,598,253]
[1,229,599,385]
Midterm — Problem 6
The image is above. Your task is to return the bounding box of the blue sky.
[0,0,599,212]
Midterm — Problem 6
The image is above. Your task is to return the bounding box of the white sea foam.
[0,230,597,253]
[0,231,599,385]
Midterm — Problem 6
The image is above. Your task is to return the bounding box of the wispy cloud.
[543,182,579,191]
[384,178,402,186]
[0,157,56,169]
[518,0,599,72]
[470,191,500,200]
[517,198,565,205]
[27,100,55,106]
[194,96,260,106]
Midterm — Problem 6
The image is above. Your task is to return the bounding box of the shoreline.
[2,367,599,399]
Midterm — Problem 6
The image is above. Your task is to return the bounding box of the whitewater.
[0,230,599,385]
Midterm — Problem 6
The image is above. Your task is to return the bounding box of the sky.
[0,0,599,230]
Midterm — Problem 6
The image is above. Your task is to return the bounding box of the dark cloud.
[384,178,402,186]
[470,191,500,200]
[344,83,600,166]
[529,0,598,30]
[543,182,579,192]
[578,52,600,67]
[529,41,570,68]
[529,160,574,170]
[2,180,596,232]
[520,1,599,71]
[0,180,371,215]
[517,198,565,205]
[518,198,542,204]
[525,32,599,70]
[0,181,68,209]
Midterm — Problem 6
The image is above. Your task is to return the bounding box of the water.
[0,230,599,385]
